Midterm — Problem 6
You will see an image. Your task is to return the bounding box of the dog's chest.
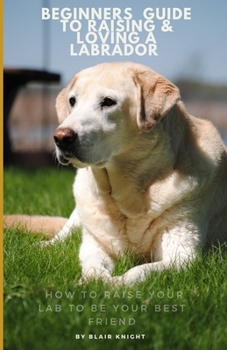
[75,168,165,255]
[91,191,161,255]
[124,215,158,251]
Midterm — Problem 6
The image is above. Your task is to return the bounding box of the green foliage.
[4,167,227,350]
[4,166,75,217]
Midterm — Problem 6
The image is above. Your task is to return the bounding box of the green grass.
[4,167,227,350]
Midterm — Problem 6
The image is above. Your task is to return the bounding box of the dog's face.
[54,62,180,168]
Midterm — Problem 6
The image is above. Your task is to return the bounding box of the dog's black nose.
[54,128,77,149]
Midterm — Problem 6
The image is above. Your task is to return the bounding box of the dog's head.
[54,62,180,168]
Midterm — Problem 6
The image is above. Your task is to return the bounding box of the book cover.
[4,1,227,349]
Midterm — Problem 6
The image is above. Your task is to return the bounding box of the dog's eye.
[69,96,76,107]
[101,97,116,108]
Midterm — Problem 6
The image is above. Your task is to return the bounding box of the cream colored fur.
[4,215,67,239]
[5,62,227,285]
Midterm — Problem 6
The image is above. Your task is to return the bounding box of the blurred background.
[4,0,227,167]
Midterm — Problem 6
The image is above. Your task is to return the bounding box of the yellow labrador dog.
[5,62,227,284]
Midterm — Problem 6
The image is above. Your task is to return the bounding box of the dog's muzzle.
[54,127,78,164]
[53,127,107,168]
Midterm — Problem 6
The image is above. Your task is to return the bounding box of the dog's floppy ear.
[135,72,181,132]
[55,88,69,124]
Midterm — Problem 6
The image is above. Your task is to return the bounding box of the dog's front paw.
[111,275,125,286]
[112,266,146,286]
[111,273,135,286]
[39,240,54,248]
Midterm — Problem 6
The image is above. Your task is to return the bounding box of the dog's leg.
[112,261,173,285]
[4,214,68,239]
[113,226,199,285]
[46,208,81,244]
[79,231,114,282]
[112,257,192,285]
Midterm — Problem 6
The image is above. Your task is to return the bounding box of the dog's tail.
[4,214,68,240]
